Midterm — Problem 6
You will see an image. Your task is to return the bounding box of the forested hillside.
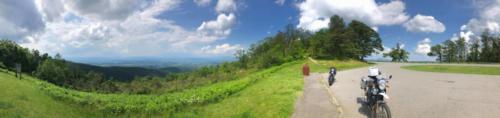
[67,62,171,81]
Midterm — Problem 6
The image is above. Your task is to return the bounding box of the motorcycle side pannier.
[360,76,375,89]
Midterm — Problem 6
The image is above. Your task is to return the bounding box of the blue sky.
[1,0,500,62]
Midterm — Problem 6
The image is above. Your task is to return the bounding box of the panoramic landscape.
[1,0,500,118]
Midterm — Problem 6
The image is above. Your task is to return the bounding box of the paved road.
[292,73,338,118]
[327,62,500,118]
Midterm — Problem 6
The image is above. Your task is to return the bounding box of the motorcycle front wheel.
[371,103,391,118]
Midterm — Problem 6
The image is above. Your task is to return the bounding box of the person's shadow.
[356,97,371,118]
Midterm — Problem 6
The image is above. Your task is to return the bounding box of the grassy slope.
[175,59,370,118]
[402,65,500,75]
[0,70,101,118]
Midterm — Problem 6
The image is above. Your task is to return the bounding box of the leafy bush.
[35,66,281,114]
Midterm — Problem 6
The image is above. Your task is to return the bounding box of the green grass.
[402,65,500,75]
[0,68,265,117]
[308,59,372,73]
[174,59,370,118]
[0,69,102,118]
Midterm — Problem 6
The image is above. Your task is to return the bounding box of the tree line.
[236,15,384,70]
[0,39,252,94]
[427,30,500,63]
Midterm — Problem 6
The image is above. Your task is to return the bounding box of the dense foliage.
[35,64,285,114]
[237,15,383,70]
[308,16,383,60]
[428,30,500,63]
[383,43,410,62]
[0,40,50,73]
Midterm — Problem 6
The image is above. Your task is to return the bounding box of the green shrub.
[35,66,281,114]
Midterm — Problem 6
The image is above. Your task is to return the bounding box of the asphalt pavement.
[327,62,500,118]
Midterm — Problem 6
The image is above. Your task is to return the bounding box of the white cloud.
[371,26,378,32]
[275,0,286,6]
[197,13,236,38]
[13,0,239,58]
[0,0,45,40]
[403,14,445,33]
[296,0,409,32]
[462,0,500,34]
[35,0,65,22]
[367,45,391,60]
[200,43,242,54]
[216,0,236,13]
[459,28,475,43]
[415,38,431,55]
[64,0,143,21]
[194,0,212,6]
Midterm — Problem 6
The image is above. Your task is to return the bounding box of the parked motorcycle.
[361,74,392,118]
[328,67,336,86]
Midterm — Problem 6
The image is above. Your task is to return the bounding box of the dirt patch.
[436,80,455,83]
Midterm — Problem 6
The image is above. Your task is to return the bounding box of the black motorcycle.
[361,75,392,118]
[328,67,336,86]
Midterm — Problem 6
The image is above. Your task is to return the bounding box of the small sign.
[15,63,21,79]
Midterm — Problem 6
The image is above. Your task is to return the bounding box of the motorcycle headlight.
[378,80,387,90]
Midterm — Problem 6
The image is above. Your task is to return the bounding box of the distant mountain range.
[64,57,234,81]
[63,58,232,81]
[67,62,178,81]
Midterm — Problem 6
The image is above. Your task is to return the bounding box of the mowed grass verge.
[175,59,370,118]
[402,65,500,75]
[308,59,372,73]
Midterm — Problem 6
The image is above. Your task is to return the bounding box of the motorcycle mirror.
[389,75,392,79]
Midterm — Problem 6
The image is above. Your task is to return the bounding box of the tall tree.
[455,37,467,63]
[468,39,481,62]
[346,20,383,60]
[329,15,345,33]
[427,44,443,62]
[480,30,494,62]
[493,36,500,62]
[383,43,409,62]
[442,40,458,63]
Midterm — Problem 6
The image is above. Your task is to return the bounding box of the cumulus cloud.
[8,0,239,58]
[64,0,142,20]
[462,0,500,34]
[415,38,431,55]
[216,0,236,13]
[404,14,445,33]
[0,0,45,40]
[194,0,211,6]
[296,0,409,31]
[449,28,477,44]
[200,43,242,54]
[35,0,65,22]
[275,0,286,6]
[197,13,236,38]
